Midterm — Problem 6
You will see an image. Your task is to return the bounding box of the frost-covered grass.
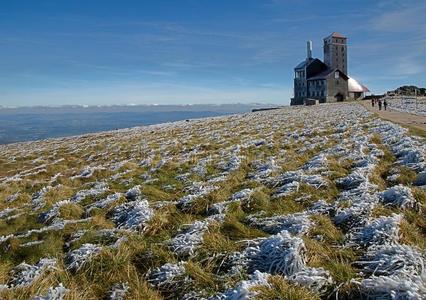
[387,97,426,117]
[0,102,425,299]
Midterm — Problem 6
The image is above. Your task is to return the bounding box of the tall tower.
[307,40,312,59]
[323,32,347,74]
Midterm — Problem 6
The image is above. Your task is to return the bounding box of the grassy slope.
[0,103,424,299]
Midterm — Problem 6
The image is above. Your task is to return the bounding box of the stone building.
[291,32,369,105]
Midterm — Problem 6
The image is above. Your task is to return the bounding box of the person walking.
[383,99,388,111]
[371,99,375,107]
[378,99,382,110]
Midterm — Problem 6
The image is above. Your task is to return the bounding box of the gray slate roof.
[307,68,349,80]
[294,58,315,69]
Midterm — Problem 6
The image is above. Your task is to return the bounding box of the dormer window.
[335,71,340,79]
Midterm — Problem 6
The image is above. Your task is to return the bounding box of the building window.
[335,71,339,79]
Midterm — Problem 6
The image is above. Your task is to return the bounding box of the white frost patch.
[227,231,332,295]
[289,267,333,293]
[64,229,87,248]
[379,185,415,209]
[302,153,328,172]
[336,171,369,190]
[6,192,20,203]
[38,200,72,224]
[387,98,426,117]
[249,158,279,181]
[20,240,44,248]
[168,220,209,257]
[69,182,108,203]
[231,188,254,201]
[112,199,154,231]
[32,186,52,209]
[269,171,327,190]
[244,231,306,276]
[334,201,376,231]
[414,171,426,186]
[177,183,218,211]
[125,185,141,201]
[65,243,101,272]
[0,207,18,219]
[211,270,270,300]
[268,171,327,198]
[356,244,425,278]
[108,282,130,300]
[33,283,69,300]
[355,274,426,300]
[70,167,100,180]
[218,154,243,172]
[192,157,211,177]
[350,214,402,247]
[308,200,333,215]
[273,181,300,198]
[147,262,189,292]
[86,192,122,213]
[8,258,57,288]
[246,213,312,235]
[208,199,240,216]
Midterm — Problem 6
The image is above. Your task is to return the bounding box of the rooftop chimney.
[307,40,313,59]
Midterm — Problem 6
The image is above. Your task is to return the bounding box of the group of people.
[371,98,388,111]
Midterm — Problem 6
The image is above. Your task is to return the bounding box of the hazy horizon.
[0,102,277,110]
[0,103,268,144]
[1,0,425,107]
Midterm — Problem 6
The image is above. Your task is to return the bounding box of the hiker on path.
[378,99,382,110]
[371,99,375,107]
[383,99,388,111]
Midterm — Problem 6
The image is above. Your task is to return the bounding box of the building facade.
[291,32,368,106]
[323,32,347,75]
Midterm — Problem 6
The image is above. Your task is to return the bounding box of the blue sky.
[0,0,425,106]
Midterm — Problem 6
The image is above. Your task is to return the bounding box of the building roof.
[348,77,370,92]
[307,68,349,80]
[307,68,334,80]
[325,32,347,39]
[294,58,315,69]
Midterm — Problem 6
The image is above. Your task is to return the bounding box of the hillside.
[0,103,425,299]
[389,85,426,96]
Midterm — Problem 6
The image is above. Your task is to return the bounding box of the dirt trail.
[360,100,426,132]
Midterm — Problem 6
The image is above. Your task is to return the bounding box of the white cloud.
[371,1,426,33]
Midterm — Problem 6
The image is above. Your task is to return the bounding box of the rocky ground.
[0,102,425,299]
